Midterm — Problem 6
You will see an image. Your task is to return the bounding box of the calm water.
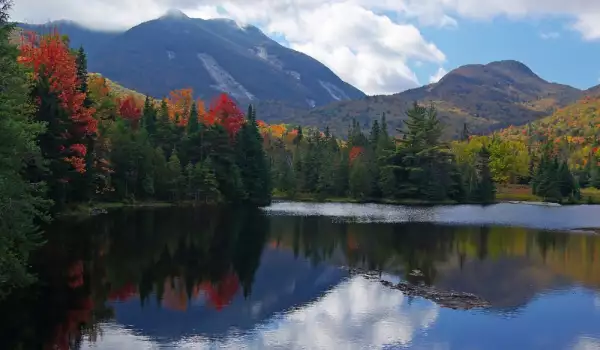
[1,202,600,349]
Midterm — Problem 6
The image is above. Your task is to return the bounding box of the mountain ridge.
[283,59,587,138]
[16,17,600,138]
[17,14,365,115]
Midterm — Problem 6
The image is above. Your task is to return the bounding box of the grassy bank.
[274,185,600,205]
[59,201,178,218]
[61,186,600,219]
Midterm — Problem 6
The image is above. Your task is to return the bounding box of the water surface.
[1,202,599,349]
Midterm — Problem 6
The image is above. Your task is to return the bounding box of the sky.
[10,0,600,96]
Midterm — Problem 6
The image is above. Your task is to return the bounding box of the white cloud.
[540,31,560,39]
[12,0,600,95]
[10,0,446,95]
[81,275,439,349]
[429,67,448,83]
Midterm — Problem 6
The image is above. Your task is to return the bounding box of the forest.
[0,0,589,299]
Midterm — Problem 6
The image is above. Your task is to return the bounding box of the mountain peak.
[486,60,536,76]
[160,9,189,20]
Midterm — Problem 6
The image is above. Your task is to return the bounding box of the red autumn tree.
[18,31,97,175]
[117,94,142,129]
[199,273,240,311]
[207,93,245,139]
[349,146,364,164]
[167,88,194,126]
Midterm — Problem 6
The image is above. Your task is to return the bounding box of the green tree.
[142,95,157,137]
[0,0,49,297]
[235,105,272,206]
[166,151,184,200]
[187,101,199,135]
[473,146,496,203]
[349,155,372,200]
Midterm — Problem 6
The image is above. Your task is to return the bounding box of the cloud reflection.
[85,276,439,349]
[572,336,600,350]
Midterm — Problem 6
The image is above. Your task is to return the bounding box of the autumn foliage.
[117,95,142,129]
[349,146,364,163]
[18,31,97,173]
[167,88,194,126]
[207,93,245,139]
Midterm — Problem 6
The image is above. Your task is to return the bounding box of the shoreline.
[59,187,600,218]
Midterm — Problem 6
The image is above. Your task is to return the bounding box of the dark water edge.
[1,202,599,349]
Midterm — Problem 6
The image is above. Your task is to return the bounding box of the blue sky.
[12,0,600,95]
[414,16,600,90]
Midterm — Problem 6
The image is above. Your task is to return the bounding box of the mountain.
[17,11,365,116]
[490,93,600,167]
[287,60,583,138]
[16,20,120,56]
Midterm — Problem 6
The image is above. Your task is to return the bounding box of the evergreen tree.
[187,101,199,135]
[152,147,169,199]
[0,0,49,297]
[369,120,380,147]
[192,158,221,203]
[349,154,372,200]
[533,152,562,202]
[473,146,495,203]
[73,46,96,202]
[590,155,600,189]
[142,95,157,137]
[558,160,578,200]
[235,105,272,206]
[460,123,470,141]
[166,151,184,201]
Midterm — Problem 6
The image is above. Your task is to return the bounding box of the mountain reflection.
[0,205,600,349]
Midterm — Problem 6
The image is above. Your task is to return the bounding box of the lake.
[1,202,600,349]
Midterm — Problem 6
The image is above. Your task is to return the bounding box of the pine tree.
[152,147,169,200]
[73,46,95,202]
[187,101,199,135]
[196,158,221,203]
[349,154,372,200]
[235,104,272,206]
[473,146,496,203]
[591,157,600,189]
[558,161,576,199]
[460,123,470,141]
[142,95,157,137]
[369,120,380,147]
[166,151,183,201]
[0,0,49,297]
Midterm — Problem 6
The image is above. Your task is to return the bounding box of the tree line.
[0,2,271,296]
[267,103,497,204]
[0,0,584,297]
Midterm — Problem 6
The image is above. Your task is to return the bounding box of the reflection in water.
[266,201,600,230]
[0,203,599,349]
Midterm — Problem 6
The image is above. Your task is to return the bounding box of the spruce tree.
[187,101,199,135]
[474,146,496,203]
[197,158,221,203]
[460,123,470,141]
[590,155,600,189]
[235,104,272,206]
[142,95,157,137]
[166,151,183,201]
[0,2,49,296]
[349,154,372,200]
[369,120,380,147]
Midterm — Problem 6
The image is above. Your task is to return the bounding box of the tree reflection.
[2,207,600,349]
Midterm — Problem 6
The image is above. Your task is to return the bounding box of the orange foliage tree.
[167,88,194,126]
[207,93,245,139]
[117,95,142,129]
[18,31,97,176]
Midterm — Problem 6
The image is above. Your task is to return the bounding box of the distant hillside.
[18,11,365,119]
[285,60,583,138]
[483,94,600,168]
